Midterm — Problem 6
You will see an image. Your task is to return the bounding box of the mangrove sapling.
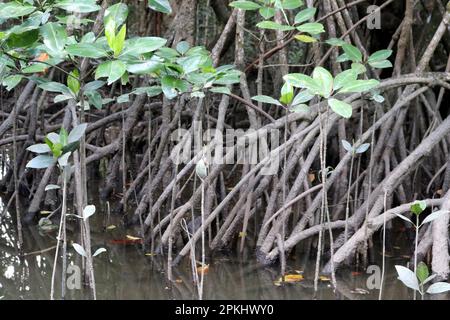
[195,156,208,300]
[341,139,370,244]
[72,205,107,260]
[395,200,450,299]
[396,262,450,299]
[26,124,88,299]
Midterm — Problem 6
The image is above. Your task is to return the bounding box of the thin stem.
[378,190,388,300]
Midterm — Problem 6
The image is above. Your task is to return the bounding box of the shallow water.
[0,191,441,300]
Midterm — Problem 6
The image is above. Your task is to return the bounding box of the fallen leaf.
[40,211,52,215]
[437,189,443,195]
[175,279,183,283]
[106,225,116,231]
[308,173,316,182]
[126,235,142,241]
[145,252,156,256]
[351,288,369,295]
[351,271,362,276]
[239,231,247,238]
[282,274,304,282]
[197,264,209,275]
[319,275,331,282]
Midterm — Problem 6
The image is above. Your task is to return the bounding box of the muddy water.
[0,189,429,300]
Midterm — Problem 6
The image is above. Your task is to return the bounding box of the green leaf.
[27,143,51,154]
[67,69,80,95]
[284,73,321,94]
[66,43,108,58]
[210,87,231,95]
[351,63,366,74]
[259,7,275,19]
[355,143,370,154]
[426,282,450,294]
[45,184,60,191]
[85,91,103,109]
[341,140,353,152]
[40,23,67,58]
[54,94,73,103]
[131,86,163,97]
[161,75,188,99]
[83,81,105,92]
[312,66,333,98]
[256,21,295,31]
[26,155,55,169]
[342,44,362,63]
[328,98,352,118]
[368,49,392,63]
[372,94,385,103]
[411,200,426,216]
[336,53,350,63]
[281,0,303,10]
[229,1,261,10]
[338,79,379,94]
[252,95,282,106]
[57,146,71,161]
[297,23,324,35]
[47,133,60,145]
[117,94,129,103]
[417,262,429,285]
[148,0,172,14]
[59,128,68,146]
[82,205,96,220]
[95,60,127,85]
[196,158,208,179]
[294,8,316,24]
[294,34,317,43]
[176,41,190,55]
[421,210,449,225]
[0,2,35,19]
[112,24,126,57]
[292,90,314,106]
[6,29,39,48]
[105,19,116,52]
[93,247,107,257]
[395,265,420,291]
[22,62,48,74]
[177,54,208,74]
[369,60,393,69]
[68,123,87,144]
[279,82,293,105]
[120,37,167,56]
[55,0,100,13]
[290,104,309,113]
[333,69,358,91]
[38,82,72,95]
[126,59,163,74]
[104,3,128,27]
[72,243,87,257]
[2,75,23,91]
[325,38,347,46]
[394,213,413,225]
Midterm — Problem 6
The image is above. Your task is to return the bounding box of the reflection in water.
[0,192,439,300]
